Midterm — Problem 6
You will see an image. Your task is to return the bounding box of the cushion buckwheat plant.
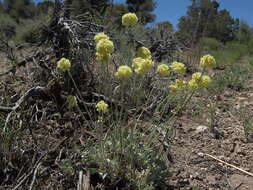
[122,12,138,27]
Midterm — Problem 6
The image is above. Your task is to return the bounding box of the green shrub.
[0,14,17,39]
[14,15,50,44]
[199,37,221,51]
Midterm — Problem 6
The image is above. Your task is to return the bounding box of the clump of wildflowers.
[188,72,212,90]
[115,65,133,79]
[122,12,138,27]
[157,64,170,76]
[200,54,216,68]
[137,47,151,59]
[57,58,71,72]
[96,100,109,113]
[132,57,154,75]
[67,95,77,109]
[171,61,186,74]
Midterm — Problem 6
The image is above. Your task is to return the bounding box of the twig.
[204,153,253,177]
[0,86,50,113]
[83,171,90,190]
[29,162,42,190]
[77,170,83,190]
[12,154,45,190]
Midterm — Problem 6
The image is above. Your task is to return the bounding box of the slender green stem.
[67,70,93,120]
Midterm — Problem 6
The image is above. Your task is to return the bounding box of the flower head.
[67,95,77,109]
[96,52,112,62]
[157,64,170,76]
[192,72,202,81]
[188,73,212,90]
[132,57,154,75]
[57,58,71,72]
[171,61,186,74]
[122,12,138,27]
[115,65,133,79]
[96,100,109,113]
[96,39,114,55]
[175,79,187,89]
[200,54,216,68]
[200,75,212,88]
[94,32,109,43]
[132,57,143,69]
[137,47,151,59]
[188,79,199,91]
[169,84,179,93]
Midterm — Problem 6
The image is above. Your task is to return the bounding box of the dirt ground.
[168,81,253,190]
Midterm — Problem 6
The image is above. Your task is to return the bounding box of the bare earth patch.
[168,80,253,190]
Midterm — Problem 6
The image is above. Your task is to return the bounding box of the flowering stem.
[67,70,93,120]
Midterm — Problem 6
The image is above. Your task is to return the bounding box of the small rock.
[178,179,190,187]
[206,175,217,185]
[195,125,208,134]
[229,174,253,189]
[197,152,204,158]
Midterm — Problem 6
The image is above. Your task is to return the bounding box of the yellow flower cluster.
[96,100,109,113]
[94,33,114,62]
[122,12,138,27]
[67,95,77,109]
[57,58,71,72]
[115,65,133,79]
[137,47,151,59]
[132,57,154,75]
[169,79,187,93]
[94,32,109,43]
[157,64,170,76]
[200,54,216,68]
[188,72,212,90]
[171,61,186,74]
